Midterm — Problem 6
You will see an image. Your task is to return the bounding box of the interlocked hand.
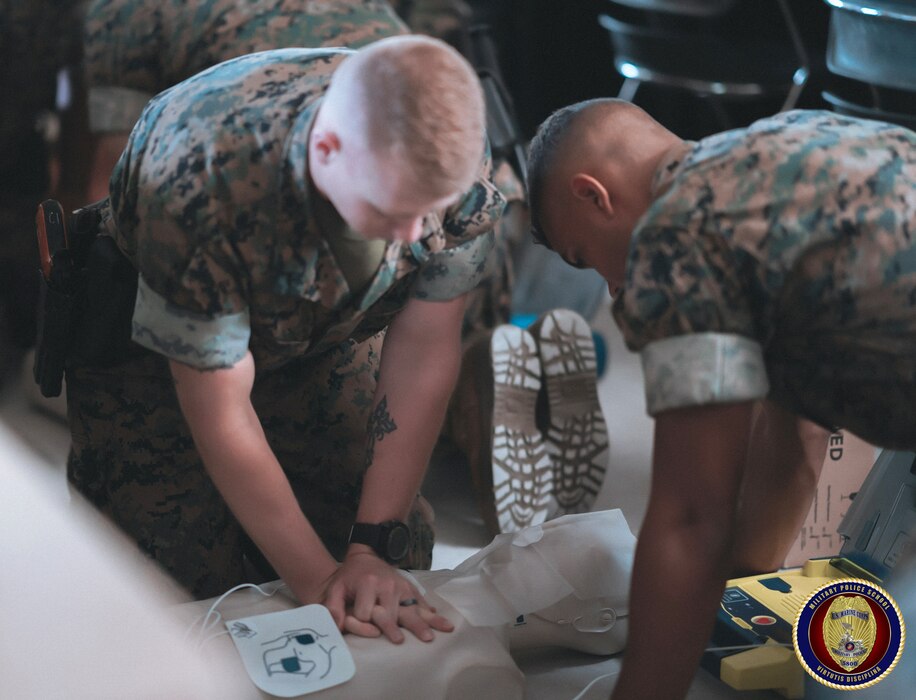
[319,551,453,643]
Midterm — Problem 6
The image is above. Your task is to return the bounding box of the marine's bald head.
[527,98,675,247]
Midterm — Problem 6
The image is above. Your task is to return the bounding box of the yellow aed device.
[703,449,916,698]
[701,557,869,698]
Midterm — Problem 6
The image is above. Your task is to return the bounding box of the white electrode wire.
[184,582,285,649]
[570,671,619,700]
[200,628,232,648]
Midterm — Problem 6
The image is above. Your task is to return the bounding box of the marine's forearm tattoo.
[365,395,397,469]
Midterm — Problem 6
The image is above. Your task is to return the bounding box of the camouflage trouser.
[67,331,434,599]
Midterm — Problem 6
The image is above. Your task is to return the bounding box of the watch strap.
[348,522,384,553]
[348,520,410,564]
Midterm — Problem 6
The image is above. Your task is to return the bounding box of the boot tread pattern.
[490,325,553,533]
[536,310,609,515]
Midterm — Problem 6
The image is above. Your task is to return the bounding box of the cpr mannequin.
[1,417,634,699]
[183,509,635,699]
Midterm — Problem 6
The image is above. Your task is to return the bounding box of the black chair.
[821,0,916,130]
[821,90,916,131]
[598,0,810,129]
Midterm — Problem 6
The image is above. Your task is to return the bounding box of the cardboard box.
[782,430,877,568]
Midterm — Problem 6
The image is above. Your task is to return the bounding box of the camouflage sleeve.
[612,224,769,414]
[83,0,161,132]
[132,274,251,369]
[129,212,252,370]
[411,149,506,300]
[639,333,769,415]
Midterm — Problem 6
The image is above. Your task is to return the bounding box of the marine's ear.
[309,128,341,164]
[570,173,613,218]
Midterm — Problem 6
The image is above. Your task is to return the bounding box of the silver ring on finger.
[399,597,419,607]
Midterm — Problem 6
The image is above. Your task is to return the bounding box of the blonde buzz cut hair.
[335,35,486,197]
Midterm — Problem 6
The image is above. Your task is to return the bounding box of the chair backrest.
[598,1,803,90]
[609,0,736,17]
[821,90,916,131]
[826,0,916,91]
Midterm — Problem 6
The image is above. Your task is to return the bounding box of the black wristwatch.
[348,520,411,564]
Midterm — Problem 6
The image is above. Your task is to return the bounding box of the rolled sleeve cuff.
[131,274,250,369]
[88,86,153,133]
[641,332,770,415]
[411,231,495,301]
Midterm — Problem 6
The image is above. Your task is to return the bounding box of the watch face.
[386,523,410,562]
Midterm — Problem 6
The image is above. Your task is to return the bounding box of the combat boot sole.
[531,309,608,516]
[487,324,554,534]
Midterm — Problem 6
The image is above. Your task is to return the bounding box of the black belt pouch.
[70,235,139,367]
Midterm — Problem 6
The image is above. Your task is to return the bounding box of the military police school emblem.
[793,579,906,690]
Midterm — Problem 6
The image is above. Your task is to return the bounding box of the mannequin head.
[418,510,635,655]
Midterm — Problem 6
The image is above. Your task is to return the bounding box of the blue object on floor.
[509,313,537,329]
[592,331,607,379]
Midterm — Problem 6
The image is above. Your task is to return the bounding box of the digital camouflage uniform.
[613,110,916,449]
[82,0,407,134]
[67,48,505,598]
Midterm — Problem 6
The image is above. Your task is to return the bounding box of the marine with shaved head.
[527,99,916,699]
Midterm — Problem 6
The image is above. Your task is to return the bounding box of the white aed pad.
[226,605,355,697]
